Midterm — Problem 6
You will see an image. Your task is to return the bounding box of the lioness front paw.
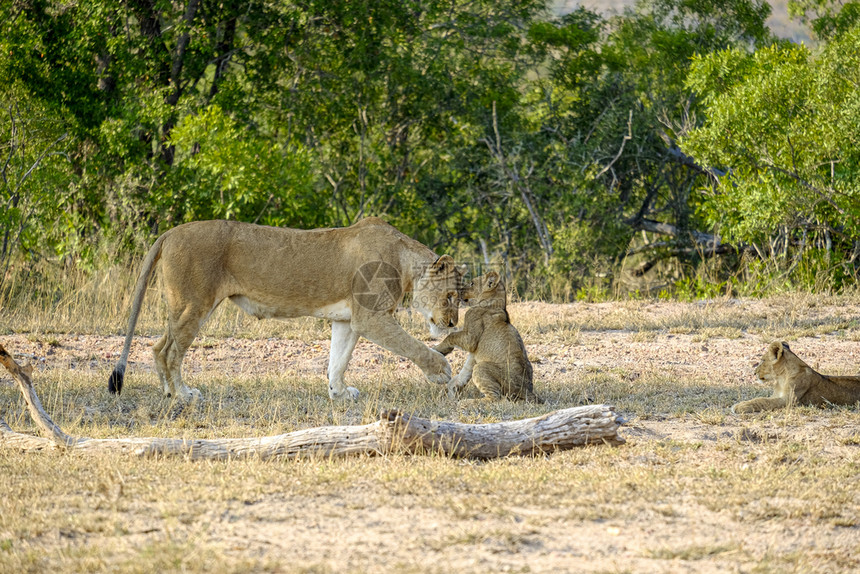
[424,350,452,385]
[172,386,202,403]
[329,386,360,400]
[426,371,451,385]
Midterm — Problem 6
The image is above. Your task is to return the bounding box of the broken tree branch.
[0,344,623,459]
[0,346,75,447]
[626,218,752,257]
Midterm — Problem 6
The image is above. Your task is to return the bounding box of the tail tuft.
[108,365,125,395]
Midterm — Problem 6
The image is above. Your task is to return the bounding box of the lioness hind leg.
[152,334,172,395]
[156,304,212,401]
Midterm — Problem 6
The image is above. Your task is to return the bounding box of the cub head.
[755,341,806,381]
[461,270,506,309]
[413,255,466,337]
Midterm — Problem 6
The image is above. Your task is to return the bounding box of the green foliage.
[674,275,735,301]
[682,25,860,267]
[787,0,860,39]
[495,0,774,297]
[0,88,75,268]
[2,0,858,299]
[165,106,322,227]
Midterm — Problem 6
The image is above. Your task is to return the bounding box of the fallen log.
[383,407,624,457]
[0,344,623,459]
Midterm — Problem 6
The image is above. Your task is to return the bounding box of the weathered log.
[0,344,623,459]
[382,407,624,457]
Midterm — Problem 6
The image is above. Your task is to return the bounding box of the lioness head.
[413,255,465,337]
[755,341,804,382]
[461,270,506,308]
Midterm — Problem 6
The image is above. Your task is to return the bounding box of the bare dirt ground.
[2,298,860,573]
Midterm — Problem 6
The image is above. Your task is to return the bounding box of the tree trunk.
[0,345,623,460]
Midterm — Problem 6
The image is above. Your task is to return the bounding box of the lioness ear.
[457,264,468,277]
[769,341,784,360]
[431,254,455,273]
[485,270,500,289]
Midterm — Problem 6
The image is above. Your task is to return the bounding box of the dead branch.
[484,101,554,263]
[0,346,76,447]
[595,109,633,180]
[0,344,623,460]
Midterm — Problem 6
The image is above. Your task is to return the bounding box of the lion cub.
[732,341,860,413]
[433,271,539,402]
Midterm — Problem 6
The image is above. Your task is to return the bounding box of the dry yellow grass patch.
[2,279,860,572]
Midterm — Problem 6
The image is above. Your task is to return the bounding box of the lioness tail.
[109,231,170,395]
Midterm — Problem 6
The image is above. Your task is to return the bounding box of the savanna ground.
[1,276,860,573]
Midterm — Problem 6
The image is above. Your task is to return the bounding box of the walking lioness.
[109,218,464,401]
[433,271,539,402]
[731,341,860,413]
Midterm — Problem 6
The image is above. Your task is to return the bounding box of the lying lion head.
[754,341,820,386]
[755,341,797,382]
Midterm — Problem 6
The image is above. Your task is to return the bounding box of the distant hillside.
[552,0,812,44]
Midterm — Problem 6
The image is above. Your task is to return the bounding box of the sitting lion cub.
[732,341,860,413]
[433,271,539,402]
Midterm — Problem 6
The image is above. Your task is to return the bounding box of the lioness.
[433,271,539,402]
[731,341,860,413]
[109,218,464,401]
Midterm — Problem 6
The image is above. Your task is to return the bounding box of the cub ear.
[431,254,455,273]
[768,341,785,360]
[484,270,500,289]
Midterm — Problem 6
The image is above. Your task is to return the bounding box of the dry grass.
[2,272,860,572]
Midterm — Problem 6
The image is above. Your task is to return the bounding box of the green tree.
[0,0,550,257]
[238,0,548,244]
[682,24,860,286]
[0,87,76,271]
[787,0,860,39]
[451,0,773,296]
[165,105,322,227]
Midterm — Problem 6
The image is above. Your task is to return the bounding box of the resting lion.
[731,341,860,413]
[433,271,539,402]
[109,218,464,401]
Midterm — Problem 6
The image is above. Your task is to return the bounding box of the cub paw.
[730,402,753,414]
[447,373,468,399]
[447,383,459,400]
